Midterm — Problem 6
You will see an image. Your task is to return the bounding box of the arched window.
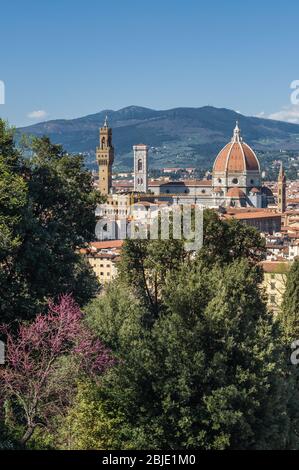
[137,178,140,184]
[138,159,143,171]
[140,178,143,184]
[101,137,105,149]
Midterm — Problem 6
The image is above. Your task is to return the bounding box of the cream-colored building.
[96,193,133,219]
[81,240,123,285]
[288,241,299,261]
[261,261,290,314]
[88,253,119,284]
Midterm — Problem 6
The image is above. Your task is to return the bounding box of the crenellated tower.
[96,116,114,196]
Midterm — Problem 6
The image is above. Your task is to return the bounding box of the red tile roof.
[213,141,259,173]
[226,187,246,198]
[261,261,290,273]
[225,211,281,220]
[89,240,124,249]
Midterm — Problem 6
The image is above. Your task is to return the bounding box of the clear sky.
[1,0,299,126]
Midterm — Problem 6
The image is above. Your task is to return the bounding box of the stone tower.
[96,116,114,196]
[133,144,148,193]
[278,162,286,213]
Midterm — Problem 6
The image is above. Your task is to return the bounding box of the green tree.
[0,122,102,321]
[280,259,299,340]
[84,259,298,449]
[58,380,124,450]
[116,210,265,326]
[197,209,266,267]
[84,280,145,352]
[0,122,28,321]
[118,238,185,322]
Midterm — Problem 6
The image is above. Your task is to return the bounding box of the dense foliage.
[81,257,298,450]
[0,121,101,322]
[280,260,299,341]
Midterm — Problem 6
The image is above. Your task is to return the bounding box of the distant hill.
[17,105,299,170]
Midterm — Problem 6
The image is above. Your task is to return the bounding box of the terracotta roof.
[89,240,124,249]
[261,261,290,273]
[214,142,260,172]
[225,208,271,215]
[182,179,212,187]
[213,125,260,173]
[226,187,246,198]
[225,211,282,220]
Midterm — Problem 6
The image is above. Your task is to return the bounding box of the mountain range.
[17,106,299,170]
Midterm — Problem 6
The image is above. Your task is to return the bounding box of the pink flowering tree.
[0,295,114,445]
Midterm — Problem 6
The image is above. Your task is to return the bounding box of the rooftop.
[224,210,282,220]
[261,261,291,274]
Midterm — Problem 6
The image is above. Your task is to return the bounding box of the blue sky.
[1,0,299,126]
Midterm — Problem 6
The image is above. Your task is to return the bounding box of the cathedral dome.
[213,123,260,173]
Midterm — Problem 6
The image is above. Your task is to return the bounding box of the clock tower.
[96,116,114,196]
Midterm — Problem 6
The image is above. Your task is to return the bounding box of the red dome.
[213,123,260,173]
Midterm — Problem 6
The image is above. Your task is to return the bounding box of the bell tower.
[278,162,286,213]
[133,144,148,193]
[96,116,114,196]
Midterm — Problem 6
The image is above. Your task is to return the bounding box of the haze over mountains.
[18,106,299,170]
